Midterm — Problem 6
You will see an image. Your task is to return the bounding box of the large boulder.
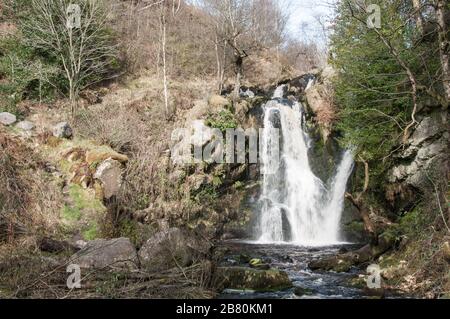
[213,267,293,292]
[53,122,73,139]
[0,112,17,126]
[93,159,123,199]
[138,228,211,271]
[70,238,139,270]
[16,121,34,131]
[308,256,354,273]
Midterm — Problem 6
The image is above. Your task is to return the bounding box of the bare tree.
[23,0,118,114]
[201,0,287,99]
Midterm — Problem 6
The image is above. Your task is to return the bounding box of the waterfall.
[257,86,354,246]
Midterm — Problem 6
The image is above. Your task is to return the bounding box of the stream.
[218,241,384,299]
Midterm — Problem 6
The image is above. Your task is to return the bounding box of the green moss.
[205,109,238,132]
[233,181,244,189]
[344,221,365,233]
[61,184,106,238]
[82,222,100,240]
[62,204,82,221]
[69,184,104,212]
[117,219,139,246]
[397,207,427,236]
[212,176,222,187]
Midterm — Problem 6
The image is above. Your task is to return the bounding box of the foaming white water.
[257,86,354,246]
[321,150,355,242]
[272,84,286,99]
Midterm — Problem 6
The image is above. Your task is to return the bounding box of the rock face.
[213,267,293,292]
[304,69,336,142]
[0,112,17,126]
[70,238,139,270]
[93,159,123,199]
[53,122,73,138]
[387,110,448,210]
[389,112,448,187]
[138,228,211,271]
[16,121,34,131]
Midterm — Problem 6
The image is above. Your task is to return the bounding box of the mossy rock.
[308,256,353,273]
[249,258,270,270]
[213,267,293,292]
[294,286,314,296]
[348,276,367,289]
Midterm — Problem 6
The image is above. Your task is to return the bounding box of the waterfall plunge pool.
[218,241,398,299]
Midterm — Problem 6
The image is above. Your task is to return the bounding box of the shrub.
[205,109,238,132]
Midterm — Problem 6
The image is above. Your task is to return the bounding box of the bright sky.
[280,0,336,43]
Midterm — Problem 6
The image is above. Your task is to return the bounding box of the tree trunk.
[215,34,223,94]
[345,193,376,238]
[160,10,170,116]
[69,80,76,115]
[436,0,450,102]
[233,50,243,101]
[412,0,424,35]
[233,66,241,101]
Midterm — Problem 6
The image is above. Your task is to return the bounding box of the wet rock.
[363,287,386,299]
[16,120,34,131]
[213,267,293,292]
[281,255,294,263]
[93,159,123,200]
[348,276,367,289]
[236,254,251,264]
[308,256,353,273]
[138,228,211,271]
[0,112,17,126]
[53,122,73,139]
[294,286,313,297]
[249,258,270,270]
[70,238,139,270]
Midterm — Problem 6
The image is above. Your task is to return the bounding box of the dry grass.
[0,245,215,299]
[72,75,214,218]
[0,127,61,244]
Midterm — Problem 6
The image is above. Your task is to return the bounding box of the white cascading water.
[257,86,354,246]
